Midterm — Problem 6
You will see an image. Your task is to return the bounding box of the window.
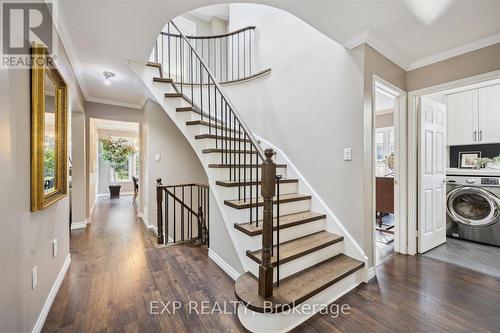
[109,137,139,182]
[375,127,395,162]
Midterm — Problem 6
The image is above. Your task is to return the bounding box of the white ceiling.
[190,4,229,22]
[59,0,500,110]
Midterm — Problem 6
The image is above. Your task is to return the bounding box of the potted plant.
[99,137,135,198]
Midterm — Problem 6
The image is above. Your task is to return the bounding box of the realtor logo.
[1,1,56,68]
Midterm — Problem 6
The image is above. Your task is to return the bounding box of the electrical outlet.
[153,153,161,162]
[32,266,37,289]
[344,148,352,161]
[52,239,58,257]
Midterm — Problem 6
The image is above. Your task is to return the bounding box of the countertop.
[446,168,500,177]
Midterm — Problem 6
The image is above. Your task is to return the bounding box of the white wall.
[0,35,85,333]
[225,4,366,250]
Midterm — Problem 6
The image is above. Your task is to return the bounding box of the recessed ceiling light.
[103,71,115,84]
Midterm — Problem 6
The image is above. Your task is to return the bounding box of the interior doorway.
[372,77,406,265]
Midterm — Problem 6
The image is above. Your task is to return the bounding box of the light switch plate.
[153,153,161,162]
[52,239,58,257]
[344,148,352,161]
[32,266,37,289]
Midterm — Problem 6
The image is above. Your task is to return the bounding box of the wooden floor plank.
[41,197,500,333]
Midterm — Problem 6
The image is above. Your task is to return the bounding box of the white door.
[446,90,478,145]
[478,84,500,144]
[418,97,447,253]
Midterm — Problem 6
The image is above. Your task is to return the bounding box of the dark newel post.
[259,149,276,298]
[197,206,203,241]
[156,178,164,244]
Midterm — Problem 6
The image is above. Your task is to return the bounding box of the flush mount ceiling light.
[103,71,115,84]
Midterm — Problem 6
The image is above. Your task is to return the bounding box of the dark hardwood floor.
[43,197,500,333]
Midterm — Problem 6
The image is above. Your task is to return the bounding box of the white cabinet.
[446,90,478,146]
[478,85,500,143]
[446,84,500,145]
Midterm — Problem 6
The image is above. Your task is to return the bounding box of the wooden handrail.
[169,20,266,161]
[160,26,255,40]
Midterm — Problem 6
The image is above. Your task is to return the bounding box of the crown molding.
[345,29,500,72]
[407,31,500,70]
[343,29,411,71]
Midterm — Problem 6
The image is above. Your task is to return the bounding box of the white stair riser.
[207,166,287,180]
[186,124,242,137]
[246,242,344,283]
[195,138,260,151]
[217,182,298,198]
[203,151,264,165]
[237,218,326,252]
[224,199,311,224]
[151,81,177,93]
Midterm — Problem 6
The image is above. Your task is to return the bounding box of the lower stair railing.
[156,179,209,246]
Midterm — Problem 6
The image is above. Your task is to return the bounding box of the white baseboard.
[32,254,71,333]
[365,266,376,282]
[70,220,88,230]
[208,249,241,281]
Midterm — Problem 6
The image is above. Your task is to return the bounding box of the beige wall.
[407,43,500,91]
[71,112,87,224]
[141,99,208,225]
[0,38,85,333]
[361,45,406,267]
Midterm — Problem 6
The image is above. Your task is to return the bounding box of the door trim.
[371,76,407,265]
[407,69,500,255]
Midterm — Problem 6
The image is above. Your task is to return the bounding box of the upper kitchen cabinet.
[446,84,500,146]
[478,84,500,144]
[446,89,478,146]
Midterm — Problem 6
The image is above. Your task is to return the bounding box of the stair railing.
[152,20,278,298]
[152,25,256,84]
[156,179,209,246]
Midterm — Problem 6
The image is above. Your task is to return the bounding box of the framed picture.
[459,151,481,168]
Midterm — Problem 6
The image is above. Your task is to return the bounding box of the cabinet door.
[478,84,500,144]
[446,90,478,146]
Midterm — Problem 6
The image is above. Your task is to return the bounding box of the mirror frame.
[31,44,68,211]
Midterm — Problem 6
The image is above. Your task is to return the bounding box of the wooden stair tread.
[146,61,161,68]
[224,193,307,209]
[203,148,257,154]
[153,77,173,83]
[216,178,298,187]
[165,92,183,98]
[234,254,364,313]
[210,163,286,169]
[246,231,343,266]
[235,211,326,236]
[225,193,306,209]
[195,134,258,143]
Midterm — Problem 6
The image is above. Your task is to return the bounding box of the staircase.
[132,20,367,333]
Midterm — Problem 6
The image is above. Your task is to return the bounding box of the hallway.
[42,197,500,333]
[42,197,245,332]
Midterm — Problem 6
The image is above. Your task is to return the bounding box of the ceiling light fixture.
[103,71,115,85]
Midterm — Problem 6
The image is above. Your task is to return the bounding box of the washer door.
[447,187,500,227]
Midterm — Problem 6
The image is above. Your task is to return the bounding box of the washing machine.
[446,175,500,247]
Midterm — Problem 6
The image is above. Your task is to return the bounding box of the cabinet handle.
[473,131,477,141]
[479,130,483,141]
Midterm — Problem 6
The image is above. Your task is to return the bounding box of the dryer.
[446,175,500,247]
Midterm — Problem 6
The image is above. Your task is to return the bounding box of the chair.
[132,177,139,203]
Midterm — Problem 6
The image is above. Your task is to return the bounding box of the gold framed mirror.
[31,44,68,211]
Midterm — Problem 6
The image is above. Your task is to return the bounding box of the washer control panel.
[482,178,500,186]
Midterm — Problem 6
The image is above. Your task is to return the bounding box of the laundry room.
[416,77,500,279]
